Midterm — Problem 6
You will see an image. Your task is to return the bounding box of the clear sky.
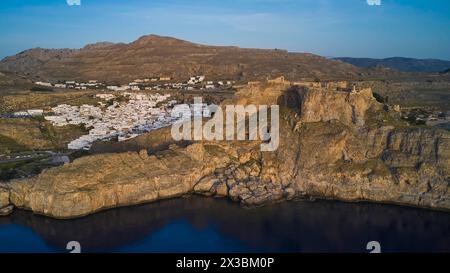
[0,0,449,60]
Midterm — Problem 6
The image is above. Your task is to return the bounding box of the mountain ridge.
[334,57,450,73]
[0,34,367,83]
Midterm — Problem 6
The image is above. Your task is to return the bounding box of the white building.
[27,109,44,116]
[107,86,119,91]
[188,76,206,85]
[35,82,52,87]
[13,111,30,117]
[96,94,115,100]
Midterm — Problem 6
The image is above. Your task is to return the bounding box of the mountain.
[0,48,78,78]
[0,71,34,94]
[0,71,31,86]
[0,35,365,83]
[334,57,450,73]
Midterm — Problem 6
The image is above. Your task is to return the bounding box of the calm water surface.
[0,197,449,253]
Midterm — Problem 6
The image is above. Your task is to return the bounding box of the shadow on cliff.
[276,85,305,114]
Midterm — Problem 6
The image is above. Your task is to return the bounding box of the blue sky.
[0,0,449,60]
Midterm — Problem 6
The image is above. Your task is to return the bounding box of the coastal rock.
[7,145,231,218]
[0,185,10,208]
[2,83,450,218]
[0,185,12,216]
[194,176,221,196]
[0,205,13,216]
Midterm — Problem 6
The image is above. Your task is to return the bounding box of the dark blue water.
[0,197,449,253]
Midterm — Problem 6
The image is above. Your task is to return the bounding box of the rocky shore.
[1,83,449,218]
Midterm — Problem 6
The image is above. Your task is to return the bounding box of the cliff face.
[0,83,449,218]
[4,146,232,218]
[219,84,450,209]
[296,88,376,126]
[288,126,449,209]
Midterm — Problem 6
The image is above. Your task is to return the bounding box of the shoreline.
[3,191,450,220]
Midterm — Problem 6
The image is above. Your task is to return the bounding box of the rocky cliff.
[0,83,449,218]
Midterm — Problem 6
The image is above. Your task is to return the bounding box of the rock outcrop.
[0,83,449,218]
[3,144,231,218]
[0,184,12,216]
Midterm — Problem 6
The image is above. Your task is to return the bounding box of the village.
[35,75,235,92]
[15,92,209,150]
[46,92,211,150]
[5,75,235,151]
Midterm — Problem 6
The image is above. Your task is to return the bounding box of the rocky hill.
[334,57,450,73]
[0,35,367,83]
[0,71,33,93]
[0,48,78,78]
[1,82,449,218]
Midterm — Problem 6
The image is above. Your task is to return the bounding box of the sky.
[0,0,449,60]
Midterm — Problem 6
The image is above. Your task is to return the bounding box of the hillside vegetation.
[0,118,87,154]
